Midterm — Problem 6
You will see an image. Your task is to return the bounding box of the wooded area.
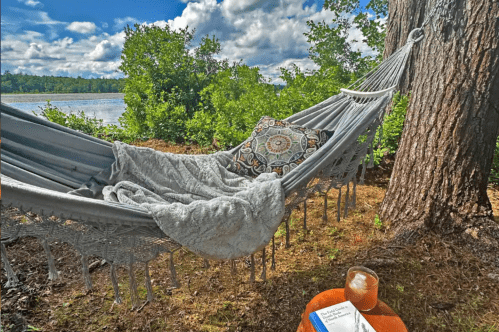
[1,72,124,94]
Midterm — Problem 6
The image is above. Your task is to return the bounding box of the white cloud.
[1,0,380,82]
[24,42,59,60]
[86,40,121,61]
[27,11,65,25]
[66,21,97,34]
[258,57,320,84]
[114,16,138,30]
[17,0,43,8]
[17,30,45,41]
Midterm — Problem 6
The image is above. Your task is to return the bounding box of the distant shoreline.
[2,93,125,103]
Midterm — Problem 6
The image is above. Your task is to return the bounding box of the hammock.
[1,28,423,307]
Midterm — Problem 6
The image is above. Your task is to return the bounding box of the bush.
[362,92,409,166]
[36,101,133,143]
[118,24,227,142]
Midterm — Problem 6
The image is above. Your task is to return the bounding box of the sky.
[1,0,374,84]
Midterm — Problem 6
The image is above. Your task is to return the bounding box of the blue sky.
[1,0,375,83]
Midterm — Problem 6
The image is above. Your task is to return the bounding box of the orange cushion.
[297,289,408,332]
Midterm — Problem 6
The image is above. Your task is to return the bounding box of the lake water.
[5,96,125,126]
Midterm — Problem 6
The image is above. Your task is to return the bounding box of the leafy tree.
[0,72,124,94]
[119,24,227,142]
[305,0,388,73]
[186,63,279,147]
[277,64,351,115]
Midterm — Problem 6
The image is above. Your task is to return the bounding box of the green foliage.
[490,138,499,186]
[118,23,227,142]
[186,62,353,149]
[37,100,67,126]
[374,214,383,229]
[1,71,124,94]
[305,0,387,73]
[365,92,409,166]
[382,92,409,153]
[187,64,280,147]
[37,101,105,134]
[328,248,341,260]
[35,101,132,143]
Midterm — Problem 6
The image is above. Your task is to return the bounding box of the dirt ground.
[1,140,498,332]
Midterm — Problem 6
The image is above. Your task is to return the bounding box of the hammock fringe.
[110,264,123,304]
[1,243,19,288]
[144,261,154,302]
[40,238,58,280]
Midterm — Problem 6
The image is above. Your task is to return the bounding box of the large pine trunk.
[379,0,499,266]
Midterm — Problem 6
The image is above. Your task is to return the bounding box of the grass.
[2,139,498,332]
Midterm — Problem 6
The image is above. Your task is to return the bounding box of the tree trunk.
[380,0,499,267]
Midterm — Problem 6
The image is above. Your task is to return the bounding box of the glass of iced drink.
[344,266,379,311]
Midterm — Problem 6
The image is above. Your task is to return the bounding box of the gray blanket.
[102,142,285,260]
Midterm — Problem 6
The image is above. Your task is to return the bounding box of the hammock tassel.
[40,238,58,280]
[336,188,342,222]
[230,259,237,275]
[260,248,266,282]
[169,252,179,288]
[249,254,255,283]
[285,217,290,248]
[1,243,19,288]
[80,254,93,290]
[303,200,307,231]
[368,142,375,168]
[110,264,122,304]
[271,236,276,271]
[352,178,357,208]
[322,192,328,223]
[360,158,367,185]
[144,261,154,302]
[203,258,210,269]
[344,182,350,219]
[128,258,140,310]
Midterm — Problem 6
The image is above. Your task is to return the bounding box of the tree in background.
[119,24,227,142]
[186,63,279,147]
[305,0,388,73]
[379,0,499,266]
[0,71,124,94]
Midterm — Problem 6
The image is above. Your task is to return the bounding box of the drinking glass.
[344,266,379,311]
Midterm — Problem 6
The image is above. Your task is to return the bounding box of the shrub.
[362,92,409,166]
[36,101,132,143]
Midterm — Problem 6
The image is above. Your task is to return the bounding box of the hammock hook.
[407,28,424,44]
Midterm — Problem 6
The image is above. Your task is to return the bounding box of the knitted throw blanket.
[102,142,285,260]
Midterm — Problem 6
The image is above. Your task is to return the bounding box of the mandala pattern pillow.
[229,116,333,177]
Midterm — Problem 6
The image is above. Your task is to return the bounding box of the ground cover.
[1,140,498,332]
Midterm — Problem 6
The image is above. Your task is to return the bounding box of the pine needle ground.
[1,140,498,332]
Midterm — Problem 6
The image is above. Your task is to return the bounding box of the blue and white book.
[309,300,376,332]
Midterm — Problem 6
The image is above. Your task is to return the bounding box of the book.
[309,300,376,332]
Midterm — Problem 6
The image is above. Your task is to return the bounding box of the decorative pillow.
[229,116,333,177]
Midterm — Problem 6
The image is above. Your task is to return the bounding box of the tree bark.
[380,0,499,267]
